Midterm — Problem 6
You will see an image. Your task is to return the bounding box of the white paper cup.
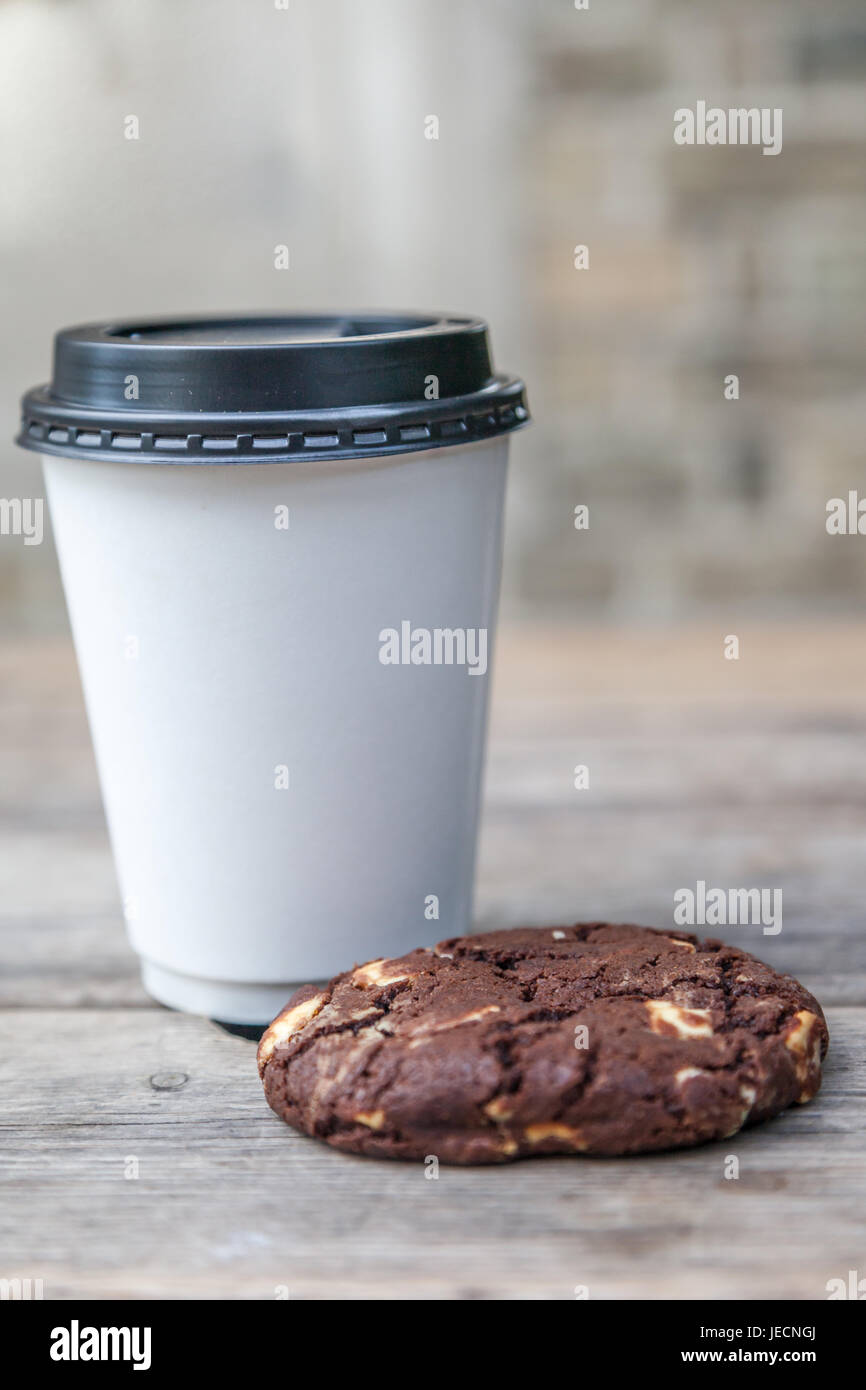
[20,314,529,1021]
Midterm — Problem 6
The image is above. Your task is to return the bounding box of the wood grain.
[1,627,864,1299]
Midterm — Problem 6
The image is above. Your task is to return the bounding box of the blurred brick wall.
[1,0,865,629]
[509,0,866,618]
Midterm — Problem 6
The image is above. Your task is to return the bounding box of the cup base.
[141,960,306,1026]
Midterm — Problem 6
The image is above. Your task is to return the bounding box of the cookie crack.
[550,1045,599,1121]
[707,954,806,1037]
[287,975,420,1058]
[280,1008,385,1062]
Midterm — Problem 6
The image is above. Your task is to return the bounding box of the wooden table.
[1,625,864,1299]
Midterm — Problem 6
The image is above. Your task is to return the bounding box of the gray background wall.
[2,0,865,629]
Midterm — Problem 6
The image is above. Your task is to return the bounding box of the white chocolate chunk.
[783,1009,824,1102]
[721,1083,760,1138]
[353,1109,386,1130]
[665,937,696,953]
[333,1026,384,1085]
[258,992,326,1069]
[408,1004,501,1046]
[646,999,714,1039]
[346,1007,380,1026]
[552,930,566,940]
[524,1122,587,1149]
[784,1009,820,1057]
[483,1096,514,1122]
[675,1066,709,1085]
[352,958,416,989]
[407,1006,502,1048]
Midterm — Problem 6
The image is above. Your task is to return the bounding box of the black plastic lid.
[18,313,529,464]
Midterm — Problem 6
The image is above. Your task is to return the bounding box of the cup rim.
[17,311,530,465]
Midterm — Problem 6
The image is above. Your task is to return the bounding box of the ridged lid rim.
[17,312,530,464]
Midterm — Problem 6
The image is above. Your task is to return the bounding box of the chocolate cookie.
[257,924,828,1163]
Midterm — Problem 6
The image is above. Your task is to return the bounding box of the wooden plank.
[0,915,145,1009]
[0,1007,862,1300]
[1,630,864,1298]
[2,631,866,1006]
